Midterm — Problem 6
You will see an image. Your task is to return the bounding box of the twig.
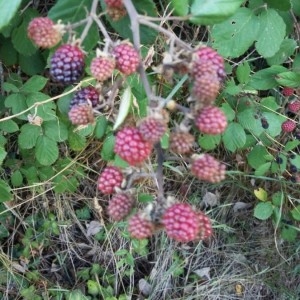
[80,0,99,42]
[155,143,165,201]
[91,13,113,45]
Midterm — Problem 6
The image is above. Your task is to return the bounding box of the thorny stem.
[80,0,99,42]
[91,13,113,46]
[155,143,165,200]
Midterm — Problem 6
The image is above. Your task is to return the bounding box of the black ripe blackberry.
[70,87,100,109]
[290,165,297,173]
[276,156,283,164]
[50,44,85,85]
[261,118,269,129]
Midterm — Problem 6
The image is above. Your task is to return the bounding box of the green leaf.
[255,9,286,58]
[272,191,283,206]
[289,154,300,168]
[266,39,297,66]
[237,109,264,137]
[19,52,46,76]
[100,0,158,45]
[11,170,23,187]
[291,206,300,221]
[211,8,259,57]
[262,111,285,137]
[247,65,287,90]
[247,145,269,169]
[4,93,28,120]
[94,116,108,139]
[190,0,244,25]
[0,0,22,30]
[265,0,291,11]
[254,202,273,220]
[222,122,246,152]
[0,180,12,202]
[236,62,251,84]
[170,0,189,16]
[35,135,59,166]
[68,130,87,151]
[101,135,115,161]
[260,96,281,111]
[11,9,38,56]
[42,120,68,142]
[221,103,235,121]
[57,86,74,115]
[21,76,48,93]
[0,119,19,133]
[26,92,56,121]
[18,124,42,149]
[284,140,300,152]
[254,162,271,176]
[0,38,18,66]
[48,0,99,51]
[275,71,300,88]
[0,147,7,166]
[281,226,297,242]
[292,0,300,16]
[113,87,132,131]
[198,134,221,150]
[2,82,19,93]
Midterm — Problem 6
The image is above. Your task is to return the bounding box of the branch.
[80,0,99,42]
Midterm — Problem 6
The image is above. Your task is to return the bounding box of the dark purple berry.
[50,44,85,85]
[70,87,100,109]
[290,165,297,173]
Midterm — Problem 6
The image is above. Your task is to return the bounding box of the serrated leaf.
[247,65,287,90]
[222,122,246,152]
[2,82,19,93]
[237,109,264,137]
[48,0,99,51]
[11,9,38,56]
[289,154,300,168]
[262,111,285,137]
[0,0,22,30]
[221,103,235,121]
[266,39,297,66]
[212,8,259,57]
[35,135,59,166]
[247,145,269,169]
[68,130,86,151]
[94,116,108,139]
[26,92,56,121]
[292,0,300,16]
[113,87,132,131]
[0,147,7,165]
[254,187,268,201]
[272,191,283,206]
[19,52,46,76]
[265,0,291,11]
[0,39,18,66]
[236,62,251,84]
[18,124,42,149]
[11,170,23,187]
[260,96,280,111]
[275,71,300,87]
[254,162,271,176]
[0,180,12,202]
[0,119,19,133]
[101,135,115,161]
[4,93,28,120]
[170,0,189,16]
[254,202,273,220]
[21,76,48,93]
[255,9,286,58]
[291,206,300,221]
[42,120,68,142]
[281,226,297,242]
[284,140,300,151]
[198,134,221,150]
[190,0,244,25]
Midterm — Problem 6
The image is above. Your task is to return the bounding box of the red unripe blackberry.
[287,100,300,113]
[114,127,153,166]
[282,87,294,96]
[27,17,62,48]
[191,154,226,183]
[108,192,133,221]
[138,117,167,144]
[192,73,220,104]
[112,43,140,75]
[169,132,195,154]
[90,56,116,81]
[192,46,225,81]
[104,0,124,8]
[97,166,123,195]
[195,106,227,135]
[70,87,100,109]
[162,203,200,243]
[50,44,85,85]
[197,212,213,240]
[68,104,94,125]
[281,120,296,133]
[128,213,154,239]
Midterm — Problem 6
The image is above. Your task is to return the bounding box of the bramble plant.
[1,0,300,298]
